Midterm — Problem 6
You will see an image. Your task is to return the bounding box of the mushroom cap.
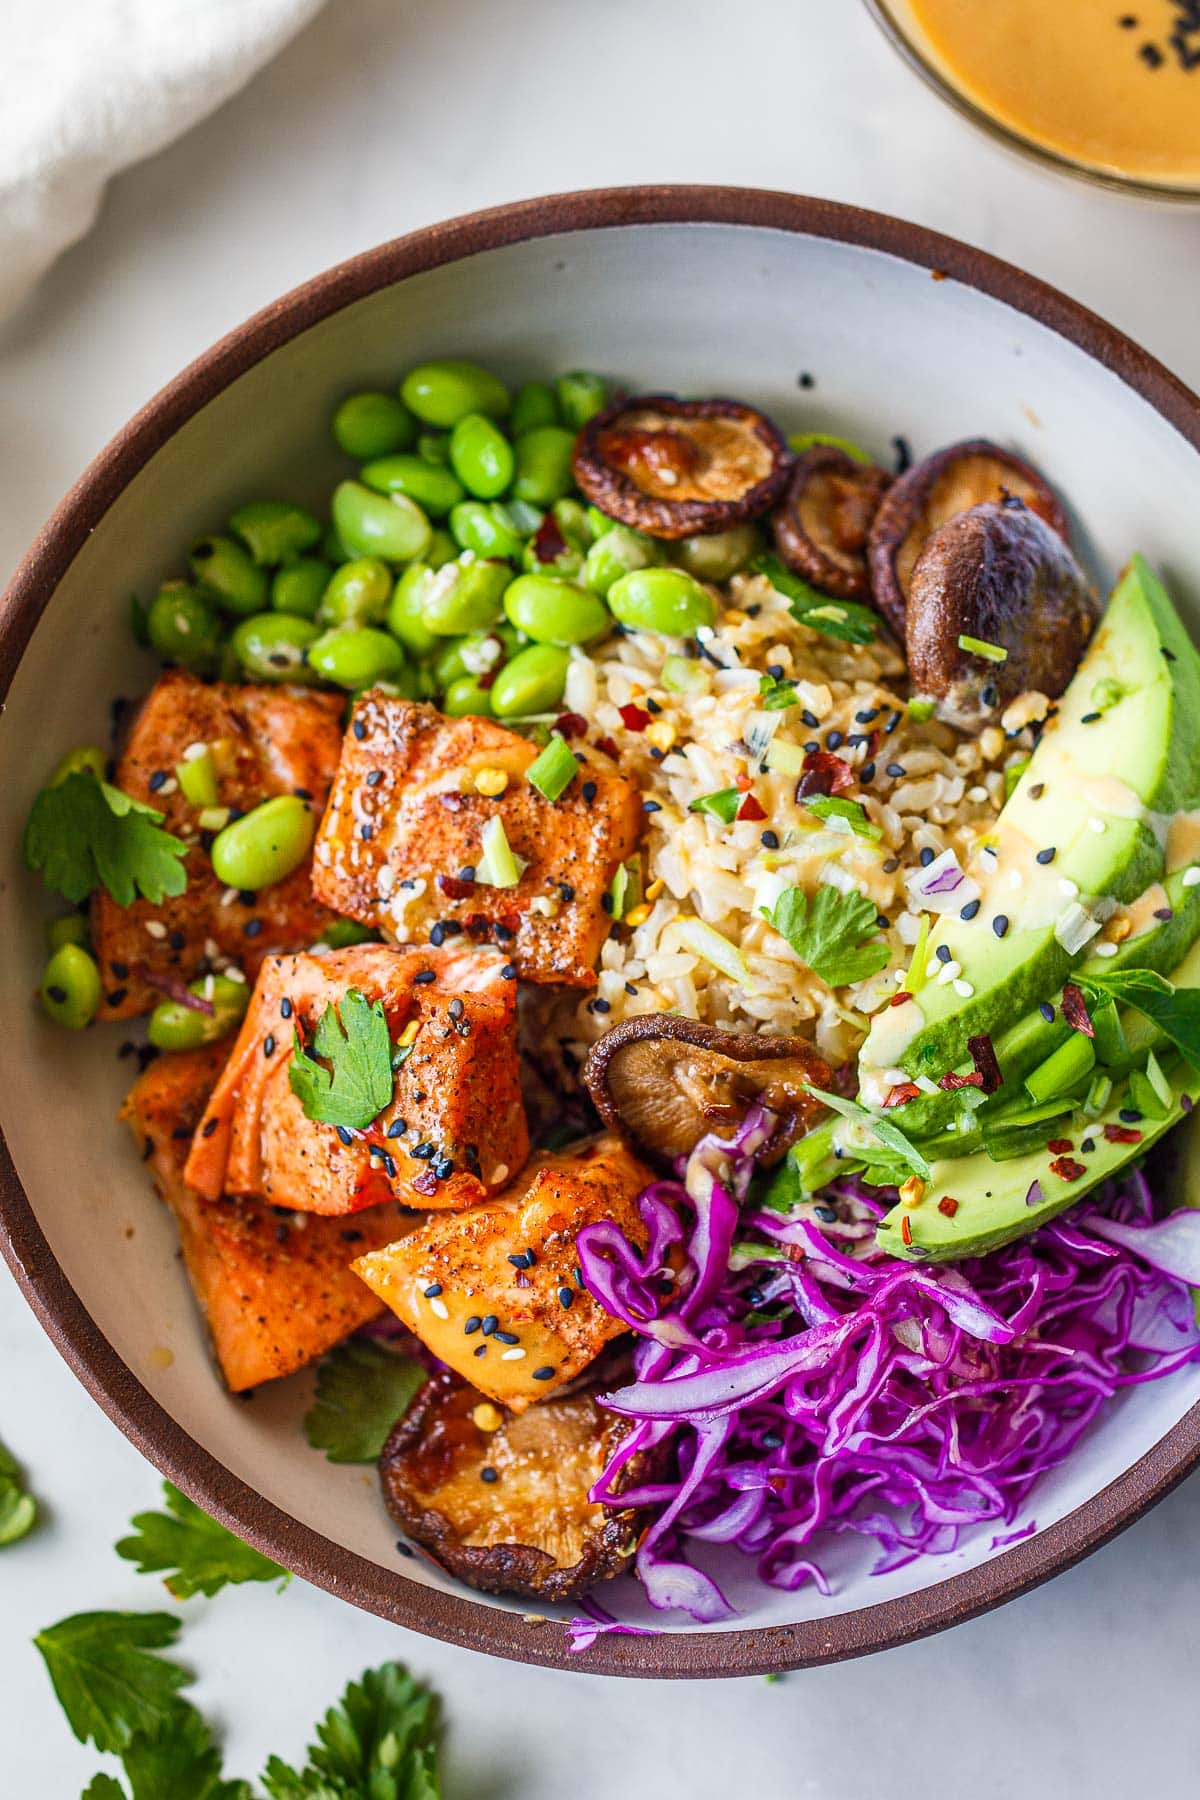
[573,395,790,539]
[906,501,1098,714]
[584,1013,832,1166]
[772,445,892,600]
[379,1369,655,1600]
[867,439,1070,639]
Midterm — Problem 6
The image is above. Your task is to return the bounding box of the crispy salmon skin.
[121,1045,415,1391]
[184,943,528,1216]
[354,1133,654,1410]
[92,670,343,1018]
[310,694,643,986]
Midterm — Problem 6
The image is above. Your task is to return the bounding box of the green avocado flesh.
[859,556,1200,1104]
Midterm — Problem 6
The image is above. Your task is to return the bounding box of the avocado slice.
[860,556,1200,1103]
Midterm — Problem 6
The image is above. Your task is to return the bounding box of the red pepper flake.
[795,749,855,799]
[477,669,497,691]
[1049,1155,1086,1182]
[883,1082,922,1108]
[735,773,754,793]
[900,1214,913,1245]
[555,711,587,739]
[967,1032,1003,1094]
[532,514,568,564]
[410,1167,440,1197]
[1046,1138,1074,1154]
[736,793,767,822]
[888,990,913,1008]
[1061,982,1094,1037]
[937,1196,959,1218]
[595,735,620,759]
[938,1070,984,1091]
[437,873,475,899]
[1102,1123,1143,1144]
[618,703,651,732]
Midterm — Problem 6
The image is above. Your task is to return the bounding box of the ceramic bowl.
[3,188,1200,1677]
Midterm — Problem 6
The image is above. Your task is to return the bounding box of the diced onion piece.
[663,917,756,991]
[765,737,806,778]
[1053,902,1101,955]
[903,848,979,914]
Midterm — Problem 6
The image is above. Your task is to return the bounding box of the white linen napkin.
[0,0,326,322]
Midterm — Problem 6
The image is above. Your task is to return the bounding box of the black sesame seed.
[413,969,436,985]
[1119,1107,1142,1123]
[1029,783,1045,799]
[238,890,257,908]
[457,865,476,883]
[448,996,465,1020]
[432,1156,454,1179]
[366,769,384,787]
[624,981,638,995]
[280,997,293,1020]
[582,780,597,803]
[885,710,901,734]
[382,1152,396,1177]
[1039,1002,1055,1023]
[558,1286,575,1308]
[643,799,662,814]
[412,1141,435,1159]
[201,1117,219,1138]
[892,434,912,474]
[47,984,67,1004]
[1154,907,1174,921]
[885,762,907,778]
[761,1432,784,1450]
[591,997,611,1014]
[531,1366,555,1381]
[360,823,373,842]
[500,962,517,981]
[814,1203,838,1222]
[106,988,128,1007]
[861,762,876,783]
[395,1540,414,1557]
[882,857,900,874]
[244,919,263,939]
[336,1125,354,1145]
[263,1034,275,1057]
[767,663,785,680]
[1162,645,1177,662]
[148,770,167,792]
[481,1314,499,1335]
[801,710,820,729]
[960,899,981,920]
[847,734,869,749]
[463,1316,482,1334]
[1081,1138,1096,1154]
[919,847,935,867]
[1080,711,1101,724]
[474,1344,487,1357]
[507,1253,527,1268]
[352,718,366,740]
[992,914,1010,938]
[480,1466,499,1483]
[1140,40,1163,66]
[646,696,662,714]
[493,1329,520,1345]
[429,923,446,947]
[559,882,575,902]
[760,829,780,849]
[1035,847,1056,864]
[826,730,843,749]
[423,1283,443,1298]
[804,740,820,754]
[169,930,186,950]
[981,684,999,708]
[386,1118,407,1138]
[110,961,129,980]
[935,944,952,964]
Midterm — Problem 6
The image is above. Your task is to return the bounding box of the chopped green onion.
[907,697,935,723]
[665,917,755,989]
[475,815,524,888]
[904,914,931,994]
[688,787,740,824]
[787,431,873,465]
[197,805,231,833]
[1003,758,1029,801]
[1145,1048,1173,1112]
[525,733,578,802]
[1024,1031,1095,1105]
[802,795,882,839]
[1090,997,1128,1065]
[176,746,219,809]
[607,857,643,921]
[661,654,710,695]
[758,674,800,711]
[957,634,1009,663]
[1082,1072,1114,1117]
[1128,1067,1170,1121]
[765,737,807,778]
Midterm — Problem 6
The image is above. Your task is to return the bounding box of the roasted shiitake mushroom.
[380,1369,655,1600]
[573,396,790,539]
[867,439,1070,639]
[905,500,1098,714]
[772,445,892,600]
[584,1014,831,1166]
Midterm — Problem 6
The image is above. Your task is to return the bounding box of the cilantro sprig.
[304,1340,426,1464]
[262,1663,440,1799]
[289,989,395,1130]
[0,1436,36,1546]
[23,771,189,907]
[81,1703,252,1800]
[1082,968,1200,1069]
[116,1482,290,1600]
[764,884,891,988]
[753,554,877,645]
[34,1611,191,1755]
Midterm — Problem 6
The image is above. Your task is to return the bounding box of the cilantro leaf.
[753,554,877,645]
[115,1482,290,1600]
[23,772,188,907]
[765,884,891,987]
[805,1084,932,1182]
[288,989,394,1130]
[801,795,882,839]
[84,1702,253,1800]
[0,1435,36,1546]
[1083,968,1200,1070]
[304,1341,426,1465]
[262,1663,441,1800]
[34,1612,189,1753]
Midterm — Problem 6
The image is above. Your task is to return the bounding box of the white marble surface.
[3,2,1200,1793]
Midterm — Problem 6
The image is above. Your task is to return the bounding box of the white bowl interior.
[4,219,1200,1637]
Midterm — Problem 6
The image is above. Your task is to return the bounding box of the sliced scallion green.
[525,733,578,802]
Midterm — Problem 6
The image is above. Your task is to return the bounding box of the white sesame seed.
[925,958,941,978]
[1089,816,1107,834]
[221,887,239,908]
[157,777,178,796]
[953,978,974,997]
[936,959,961,985]
[144,920,167,939]
[428,1297,449,1321]
[1094,941,1119,957]
[501,1347,527,1361]
[1058,878,1079,899]
[1185,867,1200,888]
[225,966,246,984]
[182,741,208,761]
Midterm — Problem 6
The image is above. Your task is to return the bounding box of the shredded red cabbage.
[576,1110,1200,1623]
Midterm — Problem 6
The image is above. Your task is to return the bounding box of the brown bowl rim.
[2,185,1200,1679]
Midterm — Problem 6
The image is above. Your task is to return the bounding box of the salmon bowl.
[3,187,1200,1677]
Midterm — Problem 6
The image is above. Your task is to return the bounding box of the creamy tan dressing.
[1166,808,1200,873]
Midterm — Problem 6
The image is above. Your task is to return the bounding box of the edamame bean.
[443,674,495,718]
[331,480,432,565]
[510,381,559,435]
[449,501,525,562]
[317,557,393,627]
[317,920,379,950]
[426,527,457,569]
[147,973,251,1052]
[39,943,102,1030]
[147,582,223,672]
[607,567,716,635]
[504,573,609,646]
[49,745,106,786]
[188,535,269,616]
[333,391,416,460]
[211,795,316,890]
[401,360,511,429]
[230,612,320,682]
[673,523,762,583]
[307,626,405,690]
[520,538,583,580]
[229,500,322,566]
[512,426,576,507]
[386,564,441,657]
[390,660,438,701]
[46,913,89,952]
[449,413,514,500]
[556,371,607,429]
[271,557,333,619]
[359,453,464,517]
[490,644,569,717]
[552,498,594,550]
[583,524,661,596]
[423,560,511,636]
